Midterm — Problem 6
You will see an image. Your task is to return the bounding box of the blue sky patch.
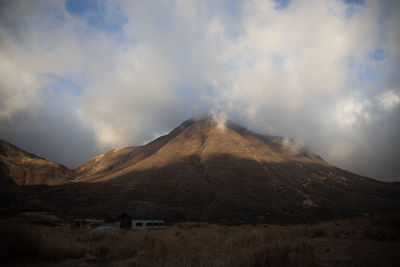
[274,0,291,10]
[358,65,375,84]
[344,0,364,4]
[370,49,386,61]
[343,0,365,19]
[65,0,125,33]
[44,74,85,96]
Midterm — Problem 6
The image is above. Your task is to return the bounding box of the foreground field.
[1,213,399,267]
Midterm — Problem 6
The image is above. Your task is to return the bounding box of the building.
[120,212,165,230]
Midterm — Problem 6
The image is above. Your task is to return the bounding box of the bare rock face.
[0,140,75,185]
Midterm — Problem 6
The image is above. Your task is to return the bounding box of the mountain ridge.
[1,118,399,223]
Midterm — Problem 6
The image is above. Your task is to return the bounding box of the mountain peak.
[173,118,323,160]
[175,116,224,130]
[74,119,326,183]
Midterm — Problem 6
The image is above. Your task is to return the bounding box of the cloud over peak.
[0,0,399,181]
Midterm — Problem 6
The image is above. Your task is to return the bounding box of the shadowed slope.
[11,153,399,223]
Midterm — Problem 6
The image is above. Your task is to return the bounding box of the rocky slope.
[0,140,75,185]
[74,119,326,182]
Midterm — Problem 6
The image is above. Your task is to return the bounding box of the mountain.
[0,140,75,185]
[1,119,399,223]
[74,119,324,182]
[69,118,399,223]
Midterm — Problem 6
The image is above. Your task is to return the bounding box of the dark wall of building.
[120,215,132,229]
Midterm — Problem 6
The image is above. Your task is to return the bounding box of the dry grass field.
[1,213,399,267]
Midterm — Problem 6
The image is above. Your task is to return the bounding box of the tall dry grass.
[0,212,398,266]
[0,222,316,266]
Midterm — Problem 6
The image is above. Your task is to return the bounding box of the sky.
[0,0,399,181]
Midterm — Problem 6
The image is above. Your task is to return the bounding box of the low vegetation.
[1,213,399,266]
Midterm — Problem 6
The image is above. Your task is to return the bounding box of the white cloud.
[335,97,372,129]
[0,55,42,119]
[80,45,183,148]
[210,111,228,131]
[378,90,400,110]
[281,138,306,156]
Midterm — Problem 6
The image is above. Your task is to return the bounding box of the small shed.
[120,212,165,230]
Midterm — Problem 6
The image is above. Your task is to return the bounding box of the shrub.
[0,221,42,261]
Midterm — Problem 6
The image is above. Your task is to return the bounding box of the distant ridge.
[0,140,75,185]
